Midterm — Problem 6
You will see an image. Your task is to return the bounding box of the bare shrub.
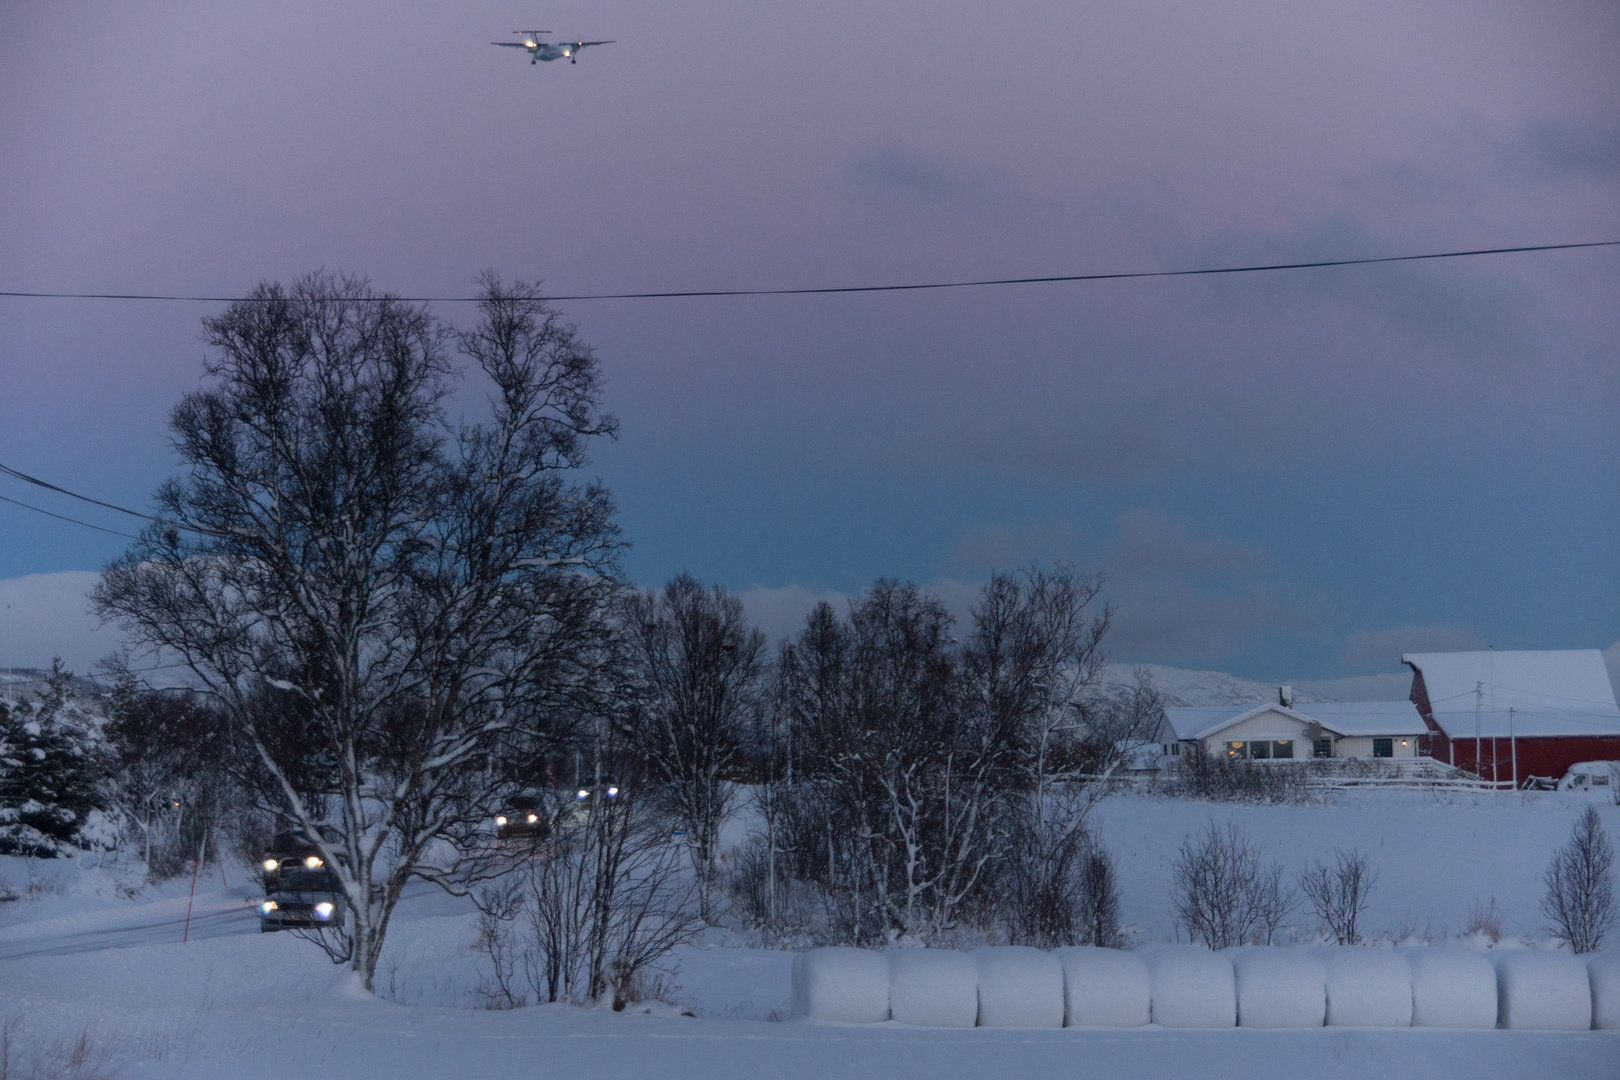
[999,807,1090,948]
[1171,821,1296,947]
[1171,748,1312,805]
[0,1019,118,1080]
[1076,844,1124,948]
[525,786,700,1007]
[1465,898,1503,945]
[1297,848,1378,945]
[470,876,529,1009]
[728,833,815,940]
[1542,804,1617,953]
[23,861,63,899]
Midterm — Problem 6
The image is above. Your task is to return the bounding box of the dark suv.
[494,794,549,841]
[258,829,344,933]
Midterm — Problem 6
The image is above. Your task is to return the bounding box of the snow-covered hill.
[1100,662,1334,707]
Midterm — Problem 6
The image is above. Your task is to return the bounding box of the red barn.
[1403,649,1620,787]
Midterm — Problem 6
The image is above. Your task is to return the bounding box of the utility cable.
[0,492,140,539]
[0,240,1613,303]
[0,461,228,538]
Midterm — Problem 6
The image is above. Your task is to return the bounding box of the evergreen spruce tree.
[0,659,105,857]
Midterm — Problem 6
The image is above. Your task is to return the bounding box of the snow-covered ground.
[2,790,1617,1078]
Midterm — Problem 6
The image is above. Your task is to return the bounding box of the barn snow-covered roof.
[1403,649,1620,739]
[1161,701,1426,741]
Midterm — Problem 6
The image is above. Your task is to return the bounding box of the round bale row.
[791,945,1620,1030]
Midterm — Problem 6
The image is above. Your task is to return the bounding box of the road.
[0,878,444,960]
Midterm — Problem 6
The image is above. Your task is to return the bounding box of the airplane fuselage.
[528,44,574,62]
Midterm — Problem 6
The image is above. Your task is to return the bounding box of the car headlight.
[263,859,278,872]
[606,786,619,798]
[495,815,508,826]
[576,789,589,801]
[314,902,335,920]
[526,813,538,823]
[303,855,322,869]
[259,900,278,915]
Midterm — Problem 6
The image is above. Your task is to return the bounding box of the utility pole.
[1474,681,1483,779]
[1509,707,1517,790]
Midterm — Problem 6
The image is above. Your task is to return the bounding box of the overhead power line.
[0,461,227,539]
[0,240,1614,303]
[0,493,140,540]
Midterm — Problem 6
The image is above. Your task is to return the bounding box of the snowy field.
[2,790,1616,1078]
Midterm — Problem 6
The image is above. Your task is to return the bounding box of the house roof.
[1161,701,1427,742]
[1403,649,1620,739]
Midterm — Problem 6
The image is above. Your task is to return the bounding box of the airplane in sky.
[493,31,614,65]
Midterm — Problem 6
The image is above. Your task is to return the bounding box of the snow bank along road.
[2,907,1614,1079]
[1,933,1615,1080]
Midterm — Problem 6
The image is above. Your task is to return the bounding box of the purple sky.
[1,1,1617,680]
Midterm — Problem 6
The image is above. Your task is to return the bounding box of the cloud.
[1093,510,1329,663]
[847,144,1023,216]
[920,375,1293,482]
[1511,120,1620,180]
[1104,580,1320,662]
[939,509,1322,665]
[1294,672,1414,702]
[735,583,851,644]
[1194,214,1535,355]
[1336,623,1485,670]
[0,571,123,675]
[947,520,1089,574]
[1103,507,1266,578]
[926,394,1181,481]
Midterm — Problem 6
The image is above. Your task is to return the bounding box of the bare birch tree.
[92,271,620,990]
[1542,805,1617,953]
[1171,820,1296,947]
[1298,848,1378,945]
[622,575,765,921]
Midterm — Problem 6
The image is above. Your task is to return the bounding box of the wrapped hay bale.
[972,946,1065,1028]
[791,947,890,1023]
[889,949,980,1027]
[1143,946,1236,1028]
[1226,947,1326,1028]
[1054,946,1150,1028]
[1494,951,1592,1031]
[1403,948,1498,1029]
[1588,952,1620,1030]
[1315,948,1412,1027]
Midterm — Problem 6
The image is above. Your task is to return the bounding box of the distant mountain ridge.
[1100,662,1337,708]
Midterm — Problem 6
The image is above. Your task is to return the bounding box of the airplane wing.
[492,42,530,47]
[566,40,615,48]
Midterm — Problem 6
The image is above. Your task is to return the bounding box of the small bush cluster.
[1167,748,1314,805]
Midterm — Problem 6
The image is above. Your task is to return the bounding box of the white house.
[1155,696,1429,762]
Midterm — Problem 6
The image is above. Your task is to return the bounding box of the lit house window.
[1225,740,1294,760]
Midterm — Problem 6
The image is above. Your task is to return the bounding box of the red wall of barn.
[1407,667,1620,786]
[1421,729,1620,787]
